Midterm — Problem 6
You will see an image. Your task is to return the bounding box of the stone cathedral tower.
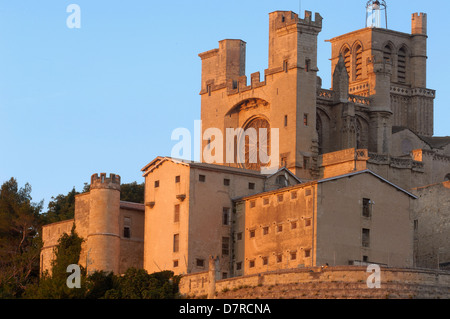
[327,10,434,154]
[199,11,323,180]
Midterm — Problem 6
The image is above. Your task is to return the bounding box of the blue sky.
[0,0,448,207]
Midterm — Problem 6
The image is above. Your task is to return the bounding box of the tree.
[0,178,43,298]
[26,224,86,299]
[119,182,145,204]
[40,187,79,224]
[80,181,144,203]
[103,268,181,299]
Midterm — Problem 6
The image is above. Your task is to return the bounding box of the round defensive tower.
[87,173,121,274]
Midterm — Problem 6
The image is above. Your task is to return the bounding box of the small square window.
[236,232,242,241]
[276,254,283,263]
[263,198,270,206]
[262,256,268,265]
[199,175,206,182]
[196,259,205,268]
[304,249,311,258]
[175,176,180,183]
[236,262,242,270]
[173,260,179,268]
[263,226,269,235]
[154,180,160,188]
[249,260,255,268]
[224,178,230,186]
[250,200,256,208]
[249,182,255,190]
[123,226,131,238]
[290,251,297,260]
[291,221,297,230]
[277,224,283,233]
[249,229,256,238]
[291,191,297,200]
[304,218,312,227]
[277,194,284,202]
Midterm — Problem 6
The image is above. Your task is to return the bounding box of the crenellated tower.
[198,10,322,179]
[87,173,121,274]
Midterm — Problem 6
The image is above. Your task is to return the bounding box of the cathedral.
[41,4,450,281]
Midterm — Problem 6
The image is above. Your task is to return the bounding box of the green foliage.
[40,187,79,224]
[119,182,145,204]
[103,268,181,299]
[0,177,161,299]
[0,178,43,298]
[25,225,86,299]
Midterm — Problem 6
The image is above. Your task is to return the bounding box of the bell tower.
[327,0,435,155]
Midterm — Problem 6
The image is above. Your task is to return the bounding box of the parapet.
[299,11,323,30]
[90,173,121,191]
[269,10,322,32]
[411,12,427,35]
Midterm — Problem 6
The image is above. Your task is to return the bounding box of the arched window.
[445,174,450,182]
[398,47,407,83]
[242,117,271,171]
[383,44,392,63]
[341,46,351,77]
[355,44,363,81]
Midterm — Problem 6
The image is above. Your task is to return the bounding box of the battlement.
[411,12,427,35]
[299,11,323,29]
[270,10,322,30]
[90,173,121,191]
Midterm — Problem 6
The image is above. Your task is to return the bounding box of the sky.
[0,0,449,208]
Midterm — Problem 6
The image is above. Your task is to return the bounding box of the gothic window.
[342,46,351,76]
[242,117,271,171]
[398,47,407,83]
[383,44,392,63]
[355,44,363,80]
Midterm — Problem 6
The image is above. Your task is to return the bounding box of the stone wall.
[179,266,450,299]
[412,181,450,270]
[40,219,75,274]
